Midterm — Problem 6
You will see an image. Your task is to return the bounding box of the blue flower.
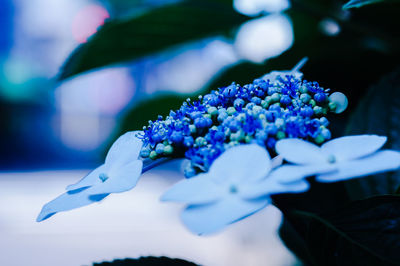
[161,144,316,235]
[276,135,400,182]
[37,131,144,222]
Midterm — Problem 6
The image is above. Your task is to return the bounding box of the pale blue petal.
[316,150,400,182]
[105,131,143,169]
[36,188,108,222]
[65,165,106,191]
[210,144,271,183]
[268,164,337,183]
[321,135,386,162]
[86,160,143,195]
[240,179,310,199]
[181,196,270,235]
[160,174,223,204]
[276,139,326,165]
[271,155,283,169]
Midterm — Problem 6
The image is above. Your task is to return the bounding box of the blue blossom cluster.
[140,75,341,177]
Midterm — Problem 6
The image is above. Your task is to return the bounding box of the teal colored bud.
[276,131,286,140]
[230,129,245,141]
[189,124,196,134]
[203,113,212,119]
[195,137,207,147]
[313,106,323,115]
[149,150,158,160]
[164,145,174,155]
[245,135,253,143]
[264,96,272,104]
[309,99,316,107]
[261,100,269,109]
[227,107,236,115]
[207,107,218,116]
[299,86,308,93]
[271,93,281,103]
[300,93,311,103]
[328,101,337,112]
[315,134,325,144]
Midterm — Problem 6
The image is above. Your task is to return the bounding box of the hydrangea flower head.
[37,131,144,222]
[161,144,319,235]
[276,135,400,182]
[139,68,348,177]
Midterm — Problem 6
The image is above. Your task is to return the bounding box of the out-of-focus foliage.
[281,195,400,266]
[59,0,250,80]
[345,68,400,199]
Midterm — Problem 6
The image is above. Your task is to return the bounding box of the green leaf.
[281,195,400,266]
[343,0,385,9]
[345,68,400,199]
[59,0,249,80]
[118,93,190,133]
[93,256,199,265]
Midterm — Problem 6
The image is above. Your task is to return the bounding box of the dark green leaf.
[93,256,199,265]
[119,93,189,133]
[345,68,400,199]
[343,0,385,9]
[281,195,400,266]
[59,0,249,80]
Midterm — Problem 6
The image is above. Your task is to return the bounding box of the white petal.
[268,164,337,183]
[321,135,387,161]
[181,196,269,235]
[105,131,143,168]
[210,144,271,183]
[316,150,400,182]
[161,174,223,204]
[36,188,108,222]
[65,164,106,191]
[240,178,310,199]
[276,139,326,164]
[86,160,143,195]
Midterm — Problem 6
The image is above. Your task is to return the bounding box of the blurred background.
[0,0,399,265]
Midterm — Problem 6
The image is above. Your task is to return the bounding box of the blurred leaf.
[93,256,198,265]
[59,0,249,80]
[343,0,385,9]
[345,68,400,199]
[119,93,189,132]
[281,195,400,266]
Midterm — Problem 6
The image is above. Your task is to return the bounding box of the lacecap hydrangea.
[139,74,347,177]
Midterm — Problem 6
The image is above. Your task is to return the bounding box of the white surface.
[0,167,296,266]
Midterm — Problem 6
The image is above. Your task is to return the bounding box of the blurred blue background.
[0,0,296,170]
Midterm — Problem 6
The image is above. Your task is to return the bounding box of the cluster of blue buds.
[140,74,346,177]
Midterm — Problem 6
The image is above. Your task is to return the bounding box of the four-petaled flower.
[37,131,144,222]
[276,135,400,182]
[161,144,332,235]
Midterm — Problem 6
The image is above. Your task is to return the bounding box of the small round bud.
[271,93,281,103]
[207,106,218,116]
[300,93,311,103]
[276,131,286,140]
[149,150,158,160]
[155,143,165,154]
[329,92,348,114]
[314,134,325,144]
[164,145,174,155]
[227,107,236,115]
